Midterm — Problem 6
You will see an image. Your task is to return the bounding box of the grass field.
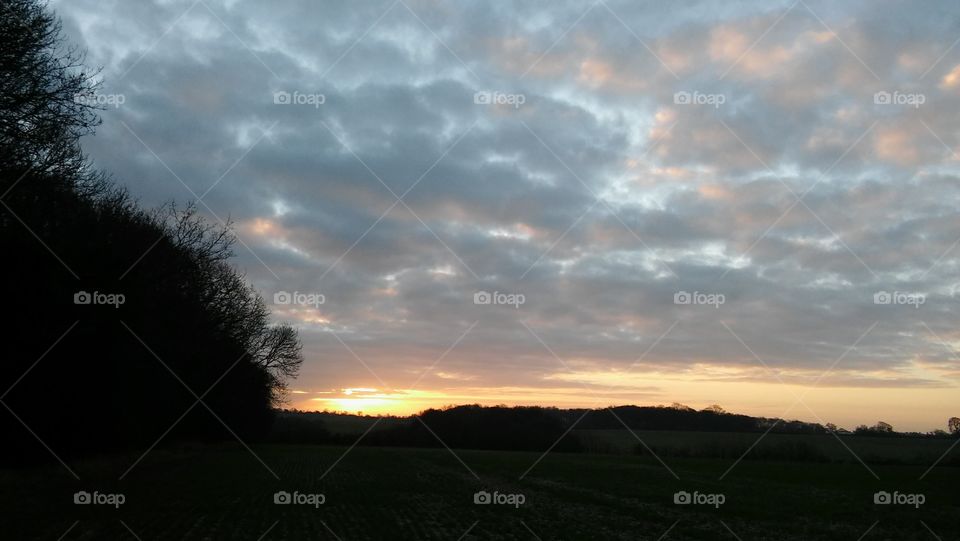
[2,440,958,540]
[576,429,960,463]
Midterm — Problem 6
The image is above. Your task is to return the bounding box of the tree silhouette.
[0,0,102,180]
[1,0,302,462]
[874,421,893,433]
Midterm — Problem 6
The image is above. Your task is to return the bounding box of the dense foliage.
[1,0,302,462]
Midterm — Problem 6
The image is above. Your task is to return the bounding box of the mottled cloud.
[52,0,960,429]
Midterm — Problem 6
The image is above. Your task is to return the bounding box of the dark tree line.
[268,407,585,451]
[269,404,828,453]
[272,406,959,460]
[1,0,301,462]
[365,405,585,452]
[578,405,766,432]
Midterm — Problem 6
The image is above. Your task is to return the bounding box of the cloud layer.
[53,0,960,429]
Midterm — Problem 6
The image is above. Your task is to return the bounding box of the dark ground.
[2,438,957,540]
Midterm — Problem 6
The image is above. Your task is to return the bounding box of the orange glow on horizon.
[290,371,960,432]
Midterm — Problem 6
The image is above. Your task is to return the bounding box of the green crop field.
[3,439,958,540]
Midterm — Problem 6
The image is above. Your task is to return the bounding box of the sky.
[51,0,960,431]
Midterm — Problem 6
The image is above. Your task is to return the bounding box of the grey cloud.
[49,0,960,417]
